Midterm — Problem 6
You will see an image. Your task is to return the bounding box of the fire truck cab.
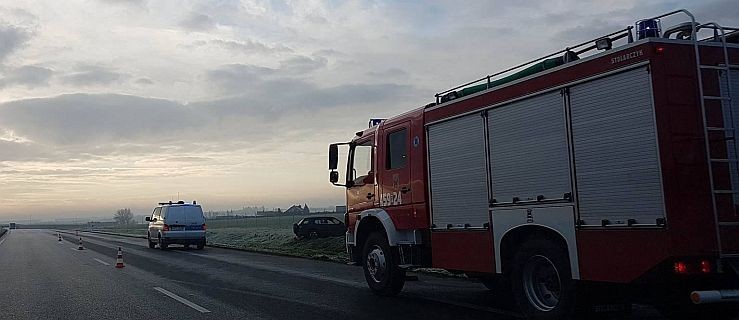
[329,9,739,319]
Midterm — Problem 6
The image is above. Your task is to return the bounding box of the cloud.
[135,77,154,85]
[0,65,53,89]
[61,65,127,87]
[693,0,739,24]
[193,38,293,55]
[0,94,197,147]
[367,68,408,78]
[279,55,327,73]
[179,12,216,31]
[204,63,278,92]
[0,25,32,62]
[97,0,147,7]
[0,73,416,157]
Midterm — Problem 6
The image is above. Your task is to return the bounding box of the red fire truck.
[329,10,739,319]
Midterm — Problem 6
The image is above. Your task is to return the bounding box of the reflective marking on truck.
[380,192,402,206]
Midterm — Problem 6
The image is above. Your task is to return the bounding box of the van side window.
[160,207,167,219]
[386,128,408,169]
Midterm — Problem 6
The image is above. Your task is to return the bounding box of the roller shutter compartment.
[427,114,489,229]
[570,67,665,226]
[488,91,571,204]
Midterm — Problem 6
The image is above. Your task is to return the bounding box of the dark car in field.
[293,217,345,239]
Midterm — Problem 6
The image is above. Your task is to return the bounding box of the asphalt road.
[0,229,668,319]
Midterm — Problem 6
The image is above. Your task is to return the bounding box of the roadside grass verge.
[205,228,346,262]
[94,214,348,262]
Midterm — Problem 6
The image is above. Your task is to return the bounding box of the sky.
[0,0,737,220]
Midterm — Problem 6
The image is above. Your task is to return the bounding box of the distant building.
[284,204,310,215]
[335,205,347,214]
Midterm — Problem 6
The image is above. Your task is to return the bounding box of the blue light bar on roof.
[368,118,385,128]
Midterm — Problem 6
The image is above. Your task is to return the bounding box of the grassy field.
[96,214,348,262]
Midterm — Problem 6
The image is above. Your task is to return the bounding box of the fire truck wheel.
[362,232,406,296]
[511,239,576,320]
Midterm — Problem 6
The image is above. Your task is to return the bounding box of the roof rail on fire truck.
[433,9,739,106]
[433,26,635,104]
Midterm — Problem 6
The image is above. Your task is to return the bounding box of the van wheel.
[147,233,156,249]
[362,232,405,296]
[158,235,168,250]
[196,241,205,250]
[510,239,576,320]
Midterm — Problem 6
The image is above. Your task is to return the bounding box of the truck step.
[700,65,730,70]
[707,127,735,131]
[704,95,731,101]
[713,190,739,194]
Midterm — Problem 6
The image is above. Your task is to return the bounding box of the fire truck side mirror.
[330,171,340,184]
[329,144,339,170]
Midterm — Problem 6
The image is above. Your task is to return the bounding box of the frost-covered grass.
[99,214,347,262]
[205,228,346,262]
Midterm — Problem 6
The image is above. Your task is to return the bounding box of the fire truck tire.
[362,232,406,296]
[510,239,577,320]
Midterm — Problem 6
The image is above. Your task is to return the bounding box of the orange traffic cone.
[77,237,84,250]
[58,233,62,242]
[115,246,125,268]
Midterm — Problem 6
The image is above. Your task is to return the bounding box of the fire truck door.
[380,122,413,207]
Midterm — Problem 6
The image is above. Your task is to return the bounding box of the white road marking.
[93,258,111,266]
[153,287,211,313]
[0,239,5,246]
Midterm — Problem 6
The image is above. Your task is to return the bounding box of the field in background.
[90,214,348,262]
